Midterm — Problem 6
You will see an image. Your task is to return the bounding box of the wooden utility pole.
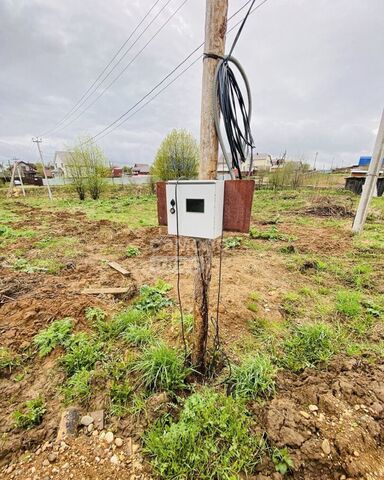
[352,109,384,233]
[192,0,228,373]
[32,137,53,201]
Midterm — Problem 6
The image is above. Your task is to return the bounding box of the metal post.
[352,109,384,233]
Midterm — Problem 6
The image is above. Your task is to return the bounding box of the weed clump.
[60,333,104,376]
[131,343,189,392]
[62,368,93,403]
[282,323,336,372]
[229,354,276,399]
[109,380,133,417]
[224,237,242,249]
[12,396,46,429]
[135,280,173,313]
[34,318,73,357]
[0,347,19,373]
[125,245,141,257]
[122,324,155,347]
[104,308,148,338]
[145,389,265,479]
[336,290,362,318]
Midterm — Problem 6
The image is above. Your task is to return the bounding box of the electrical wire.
[40,0,164,136]
[87,0,270,143]
[174,179,189,362]
[45,0,187,137]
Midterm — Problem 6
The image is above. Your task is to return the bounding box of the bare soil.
[1,198,383,480]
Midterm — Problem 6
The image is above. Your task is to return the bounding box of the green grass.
[109,380,133,417]
[0,225,36,246]
[62,368,93,403]
[229,354,276,399]
[271,447,294,475]
[247,291,260,313]
[130,343,190,392]
[125,245,141,257]
[99,308,148,339]
[0,347,19,372]
[60,333,104,376]
[12,396,46,429]
[122,324,155,347]
[12,257,64,274]
[281,323,337,372]
[145,389,265,480]
[336,290,362,318]
[250,226,293,242]
[33,318,73,356]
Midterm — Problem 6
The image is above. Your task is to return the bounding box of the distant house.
[217,152,272,178]
[132,163,150,175]
[111,167,123,177]
[18,161,37,182]
[53,151,73,177]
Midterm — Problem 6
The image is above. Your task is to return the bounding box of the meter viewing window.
[186,198,205,213]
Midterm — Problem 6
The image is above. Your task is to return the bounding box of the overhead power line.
[49,0,189,137]
[40,0,165,137]
[89,0,271,143]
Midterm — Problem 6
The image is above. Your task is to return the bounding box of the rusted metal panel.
[156,180,254,233]
[223,180,254,232]
[156,182,167,225]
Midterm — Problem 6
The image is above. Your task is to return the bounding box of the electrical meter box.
[166,180,224,239]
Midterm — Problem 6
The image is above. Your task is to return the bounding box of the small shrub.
[282,323,336,372]
[12,397,46,429]
[230,354,277,399]
[123,324,155,347]
[336,290,362,318]
[62,368,92,403]
[135,281,173,313]
[145,389,265,479]
[131,343,189,392]
[125,245,141,257]
[33,318,73,357]
[272,447,294,474]
[224,237,242,249]
[0,347,19,373]
[60,333,103,376]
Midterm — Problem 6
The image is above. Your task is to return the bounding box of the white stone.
[115,438,123,448]
[300,411,310,419]
[80,415,94,426]
[110,454,119,465]
[105,431,114,444]
[308,404,318,412]
[321,439,331,455]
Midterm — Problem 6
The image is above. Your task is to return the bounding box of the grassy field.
[0,185,383,479]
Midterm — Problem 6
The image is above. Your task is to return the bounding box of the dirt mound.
[255,358,384,479]
[303,196,354,218]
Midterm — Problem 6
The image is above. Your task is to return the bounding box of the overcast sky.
[0,0,383,169]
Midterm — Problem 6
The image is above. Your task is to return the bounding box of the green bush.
[145,389,265,479]
[336,290,362,318]
[12,396,46,429]
[85,307,106,323]
[33,318,73,357]
[0,347,19,372]
[60,333,103,376]
[125,245,141,257]
[282,323,336,372]
[135,280,173,313]
[131,343,189,392]
[62,368,92,403]
[230,354,276,399]
[224,237,242,249]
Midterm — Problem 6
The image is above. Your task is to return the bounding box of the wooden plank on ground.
[81,287,132,295]
[108,261,130,277]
